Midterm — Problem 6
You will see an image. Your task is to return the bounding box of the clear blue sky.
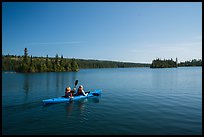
[2,2,202,63]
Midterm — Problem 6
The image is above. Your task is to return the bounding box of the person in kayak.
[75,85,89,96]
[64,87,73,98]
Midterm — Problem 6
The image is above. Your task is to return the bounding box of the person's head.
[78,85,83,90]
[66,87,71,92]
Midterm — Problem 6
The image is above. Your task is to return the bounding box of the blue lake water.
[2,67,202,135]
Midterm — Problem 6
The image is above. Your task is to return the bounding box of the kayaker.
[64,87,73,98]
[75,85,89,96]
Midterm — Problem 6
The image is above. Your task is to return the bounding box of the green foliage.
[71,59,79,72]
[2,48,152,73]
[178,59,202,67]
[150,58,178,68]
[3,49,202,73]
[2,48,80,73]
[150,58,202,68]
[75,59,150,69]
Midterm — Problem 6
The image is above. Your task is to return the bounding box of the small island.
[150,58,178,68]
[178,59,202,67]
[150,58,202,68]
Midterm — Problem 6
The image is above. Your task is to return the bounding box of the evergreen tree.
[71,58,79,71]
[23,48,28,64]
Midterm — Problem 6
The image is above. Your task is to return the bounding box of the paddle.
[74,80,78,89]
[92,93,100,96]
[71,79,78,96]
[85,91,100,96]
[73,80,100,96]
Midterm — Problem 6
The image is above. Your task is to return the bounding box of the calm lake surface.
[2,67,202,135]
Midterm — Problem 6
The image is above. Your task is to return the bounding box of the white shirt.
[81,90,88,96]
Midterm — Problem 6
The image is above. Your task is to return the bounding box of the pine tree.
[24,48,28,64]
[71,58,79,71]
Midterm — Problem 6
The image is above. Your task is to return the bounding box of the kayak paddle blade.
[75,80,78,87]
[92,93,100,96]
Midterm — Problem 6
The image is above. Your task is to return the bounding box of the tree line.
[150,58,178,68]
[150,58,202,68]
[178,59,202,67]
[75,59,150,69]
[2,48,79,72]
[3,48,201,72]
[2,48,150,73]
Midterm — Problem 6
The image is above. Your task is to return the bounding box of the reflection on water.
[56,73,60,92]
[19,72,79,104]
[46,73,51,92]
[65,97,100,118]
[65,99,88,119]
[55,72,78,93]
[23,74,30,101]
[66,102,74,117]
[151,68,178,90]
[23,74,29,94]
[71,72,78,86]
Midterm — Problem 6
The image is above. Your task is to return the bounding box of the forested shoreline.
[178,59,202,67]
[2,48,202,73]
[2,48,150,73]
[2,55,150,72]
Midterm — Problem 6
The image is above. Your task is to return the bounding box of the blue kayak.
[42,89,102,105]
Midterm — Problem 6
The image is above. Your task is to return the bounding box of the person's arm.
[82,90,88,96]
[72,88,77,95]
